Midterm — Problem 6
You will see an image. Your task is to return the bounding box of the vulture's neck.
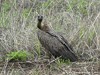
[37,21,52,32]
[37,21,42,29]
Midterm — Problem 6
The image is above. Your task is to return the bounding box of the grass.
[0,0,100,75]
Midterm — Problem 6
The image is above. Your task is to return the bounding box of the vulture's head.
[38,16,43,22]
[37,15,53,31]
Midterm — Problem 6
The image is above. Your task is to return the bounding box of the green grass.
[2,0,11,12]
[34,41,41,58]
[55,58,71,67]
[67,0,88,16]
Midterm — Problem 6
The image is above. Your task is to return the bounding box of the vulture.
[37,16,78,62]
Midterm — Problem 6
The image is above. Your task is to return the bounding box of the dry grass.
[0,0,100,75]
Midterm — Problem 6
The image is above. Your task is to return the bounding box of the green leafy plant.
[7,50,31,62]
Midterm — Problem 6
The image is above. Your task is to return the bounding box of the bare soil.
[0,60,100,75]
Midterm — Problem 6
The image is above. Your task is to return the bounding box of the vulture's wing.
[46,30,78,61]
[47,31,74,52]
[59,35,75,52]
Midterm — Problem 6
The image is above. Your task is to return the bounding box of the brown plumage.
[37,16,78,62]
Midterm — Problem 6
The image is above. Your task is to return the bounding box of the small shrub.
[6,50,31,62]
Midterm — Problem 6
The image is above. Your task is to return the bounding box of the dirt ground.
[0,60,100,75]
